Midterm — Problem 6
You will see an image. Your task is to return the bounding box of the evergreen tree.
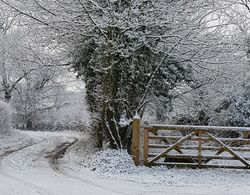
[72,1,196,149]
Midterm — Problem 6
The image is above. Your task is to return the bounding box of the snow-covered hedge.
[209,95,250,127]
[79,149,138,174]
[0,101,12,134]
[63,136,141,175]
[52,103,90,131]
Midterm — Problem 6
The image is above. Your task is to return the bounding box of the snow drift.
[0,101,12,134]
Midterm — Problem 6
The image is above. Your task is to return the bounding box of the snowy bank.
[62,142,250,189]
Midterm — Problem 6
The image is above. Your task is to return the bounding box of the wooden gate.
[143,124,250,169]
[131,118,250,169]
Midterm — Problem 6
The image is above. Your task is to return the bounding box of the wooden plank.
[198,130,202,168]
[153,162,250,169]
[144,129,149,166]
[207,132,250,168]
[131,117,140,166]
[148,144,250,151]
[149,135,183,140]
[148,131,195,164]
[148,124,250,132]
[148,136,250,144]
[148,153,250,160]
[154,162,198,166]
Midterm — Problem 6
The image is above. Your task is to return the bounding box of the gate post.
[131,115,141,166]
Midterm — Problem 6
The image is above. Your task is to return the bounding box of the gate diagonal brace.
[202,140,239,164]
[207,132,250,168]
[149,128,196,163]
[148,131,196,165]
[161,136,197,163]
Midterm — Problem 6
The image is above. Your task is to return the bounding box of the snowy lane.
[0,137,50,195]
[44,137,148,195]
[45,139,129,195]
[0,132,114,195]
[0,131,147,195]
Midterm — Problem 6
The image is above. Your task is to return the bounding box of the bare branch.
[77,0,108,40]
[0,0,50,26]
[32,0,57,16]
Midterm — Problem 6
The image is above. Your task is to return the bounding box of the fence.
[131,118,250,169]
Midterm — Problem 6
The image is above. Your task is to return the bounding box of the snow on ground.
[63,138,250,194]
[0,130,33,155]
[1,129,250,195]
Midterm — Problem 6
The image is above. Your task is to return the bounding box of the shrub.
[0,101,12,134]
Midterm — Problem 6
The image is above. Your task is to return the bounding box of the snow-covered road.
[0,131,167,195]
[1,130,250,195]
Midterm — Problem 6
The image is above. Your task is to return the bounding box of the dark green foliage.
[71,1,194,149]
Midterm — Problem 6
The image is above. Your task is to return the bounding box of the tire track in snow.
[46,138,78,172]
[0,138,51,195]
[0,138,43,159]
[46,138,130,195]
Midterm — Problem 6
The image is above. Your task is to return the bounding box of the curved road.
[0,131,167,195]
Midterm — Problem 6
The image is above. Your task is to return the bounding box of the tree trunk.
[26,118,33,130]
[4,90,11,103]
[96,122,103,148]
